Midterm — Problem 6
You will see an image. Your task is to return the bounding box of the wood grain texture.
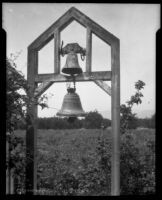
[26,49,38,194]
[86,27,92,72]
[34,81,54,98]
[54,29,60,74]
[71,7,119,45]
[111,40,120,196]
[26,7,120,196]
[28,8,74,50]
[35,71,112,83]
[93,80,111,96]
[28,7,119,50]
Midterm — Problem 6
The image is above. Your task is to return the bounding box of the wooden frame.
[26,7,120,195]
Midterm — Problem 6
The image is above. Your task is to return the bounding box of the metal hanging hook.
[80,53,85,61]
[60,40,64,56]
[71,75,76,90]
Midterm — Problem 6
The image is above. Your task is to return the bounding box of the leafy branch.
[120,80,145,134]
[6,54,50,194]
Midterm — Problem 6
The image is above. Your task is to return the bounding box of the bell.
[57,88,86,118]
[62,52,82,75]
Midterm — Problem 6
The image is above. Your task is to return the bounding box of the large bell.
[62,52,82,75]
[57,88,86,118]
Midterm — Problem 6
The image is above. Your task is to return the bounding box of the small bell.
[62,52,82,75]
[56,87,86,118]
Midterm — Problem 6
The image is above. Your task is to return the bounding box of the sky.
[3,3,160,118]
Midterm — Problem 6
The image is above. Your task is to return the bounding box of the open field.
[16,128,112,156]
[15,128,155,195]
[15,128,155,160]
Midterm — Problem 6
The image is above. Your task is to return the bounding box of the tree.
[6,55,48,193]
[102,118,111,128]
[120,80,145,134]
[84,110,103,129]
[7,58,28,134]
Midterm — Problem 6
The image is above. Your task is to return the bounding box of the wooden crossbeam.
[34,81,54,98]
[34,72,111,97]
[93,80,111,96]
[35,71,111,83]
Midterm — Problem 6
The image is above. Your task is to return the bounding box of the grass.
[15,128,155,173]
[15,128,155,167]
[15,128,155,151]
[15,129,112,171]
[14,128,155,195]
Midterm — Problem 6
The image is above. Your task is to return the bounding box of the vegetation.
[16,114,155,130]
[120,80,145,133]
[6,56,48,194]
[6,57,28,193]
[6,55,155,195]
[136,114,155,129]
[15,128,155,195]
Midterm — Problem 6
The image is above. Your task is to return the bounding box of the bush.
[36,130,155,195]
[6,56,48,194]
[84,111,103,129]
[136,114,155,129]
[120,133,155,194]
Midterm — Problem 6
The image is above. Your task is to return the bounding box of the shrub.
[36,129,155,195]
[84,110,103,129]
[120,132,155,194]
[6,55,49,194]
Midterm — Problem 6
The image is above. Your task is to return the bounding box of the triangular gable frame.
[26,7,120,196]
[27,6,119,96]
[29,7,119,51]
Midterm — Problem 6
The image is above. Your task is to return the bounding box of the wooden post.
[54,29,60,74]
[86,27,92,72]
[6,139,15,194]
[26,49,38,195]
[26,7,120,196]
[6,141,10,194]
[111,40,120,196]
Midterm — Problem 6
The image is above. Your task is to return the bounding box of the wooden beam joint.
[34,81,54,98]
[93,80,111,96]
